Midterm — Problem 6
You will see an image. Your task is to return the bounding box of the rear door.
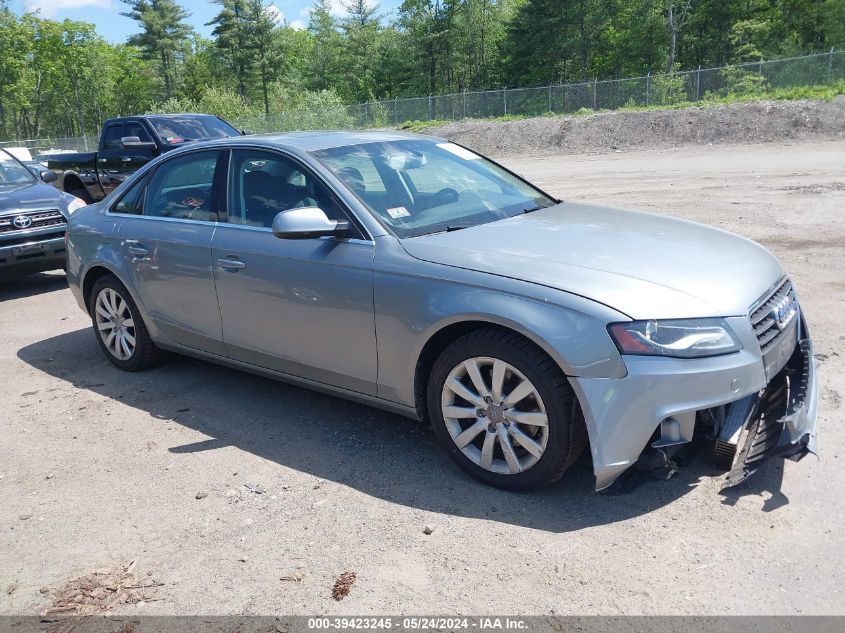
[113,149,227,355]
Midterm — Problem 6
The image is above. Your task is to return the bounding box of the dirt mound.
[424,98,845,157]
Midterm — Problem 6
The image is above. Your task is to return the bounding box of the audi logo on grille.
[12,215,32,229]
[770,293,798,330]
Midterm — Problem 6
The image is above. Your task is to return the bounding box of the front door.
[211,148,377,394]
[114,149,227,356]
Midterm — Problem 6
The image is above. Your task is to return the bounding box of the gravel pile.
[424,97,845,157]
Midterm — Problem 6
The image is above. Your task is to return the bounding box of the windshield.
[312,140,556,238]
[0,149,37,186]
[148,116,240,145]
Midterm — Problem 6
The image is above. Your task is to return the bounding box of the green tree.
[121,0,193,99]
[207,0,253,98]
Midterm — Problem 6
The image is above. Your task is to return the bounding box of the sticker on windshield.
[386,206,411,219]
[436,142,480,160]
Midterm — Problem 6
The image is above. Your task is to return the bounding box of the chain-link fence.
[341,48,844,128]
[3,49,843,153]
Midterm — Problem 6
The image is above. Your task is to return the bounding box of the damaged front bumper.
[570,314,818,491]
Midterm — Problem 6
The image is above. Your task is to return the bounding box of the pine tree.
[121,0,193,98]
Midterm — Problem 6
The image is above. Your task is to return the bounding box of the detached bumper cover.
[723,337,818,488]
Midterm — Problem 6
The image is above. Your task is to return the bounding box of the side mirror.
[241,129,254,136]
[40,170,57,183]
[120,136,157,150]
[272,207,350,240]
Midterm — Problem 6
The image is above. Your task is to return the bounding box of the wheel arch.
[62,172,93,203]
[412,317,571,423]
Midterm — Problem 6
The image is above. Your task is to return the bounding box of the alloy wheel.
[94,287,136,361]
[440,356,549,475]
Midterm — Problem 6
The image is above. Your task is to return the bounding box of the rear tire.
[89,274,170,371]
[427,328,587,491]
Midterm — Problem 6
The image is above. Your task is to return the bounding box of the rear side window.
[143,151,221,221]
[101,125,124,150]
[111,176,147,215]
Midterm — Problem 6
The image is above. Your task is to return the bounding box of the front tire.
[427,328,587,491]
[89,274,169,371]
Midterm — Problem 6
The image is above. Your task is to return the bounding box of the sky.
[13,0,394,43]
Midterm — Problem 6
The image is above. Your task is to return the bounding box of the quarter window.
[228,149,347,228]
[111,175,147,215]
[143,151,221,221]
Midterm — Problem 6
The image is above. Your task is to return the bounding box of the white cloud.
[289,19,305,30]
[265,4,284,25]
[24,0,112,19]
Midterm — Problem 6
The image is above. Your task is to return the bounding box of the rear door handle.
[218,257,245,270]
[121,157,132,162]
[126,240,149,257]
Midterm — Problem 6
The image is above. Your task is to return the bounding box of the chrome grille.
[750,278,797,354]
[0,209,66,234]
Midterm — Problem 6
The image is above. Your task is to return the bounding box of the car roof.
[102,113,222,125]
[194,129,442,153]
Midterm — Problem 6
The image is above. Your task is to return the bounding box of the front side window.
[0,149,36,185]
[101,125,124,150]
[228,149,347,228]
[312,140,555,238]
[143,151,220,221]
[123,122,153,143]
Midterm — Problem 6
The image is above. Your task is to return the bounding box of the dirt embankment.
[425,97,845,157]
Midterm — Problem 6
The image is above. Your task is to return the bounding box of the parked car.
[0,148,86,280]
[45,114,246,204]
[64,132,817,491]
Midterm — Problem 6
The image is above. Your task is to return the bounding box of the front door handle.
[121,157,132,163]
[218,257,245,270]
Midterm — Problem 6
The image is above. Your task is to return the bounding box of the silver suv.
[65,132,817,491]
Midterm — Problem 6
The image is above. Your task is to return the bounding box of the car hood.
[0,181,63,216]
[401,202,783,319]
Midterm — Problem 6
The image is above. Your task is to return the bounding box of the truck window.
[123,122,153,143]
[102,125,124,150]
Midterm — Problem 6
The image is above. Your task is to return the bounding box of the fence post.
[363,102,369,127]
[646,72,651,105]
[462,89,466,119]
[503,88,507,116]
[428,94,433,121]
[592,77,597,110]
[548,83,552,113]
[394,97,398,125]
[696,65,701,100]
[829,47,835,83]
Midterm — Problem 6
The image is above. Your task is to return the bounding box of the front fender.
[373,237,627,407]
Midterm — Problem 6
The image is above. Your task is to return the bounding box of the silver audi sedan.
[65,131,818,491]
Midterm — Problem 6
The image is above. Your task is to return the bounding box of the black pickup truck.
[47,114,247,203]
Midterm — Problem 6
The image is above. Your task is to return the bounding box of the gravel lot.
[1,139,843,616]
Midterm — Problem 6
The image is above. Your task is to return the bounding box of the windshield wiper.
[445,224,471,232]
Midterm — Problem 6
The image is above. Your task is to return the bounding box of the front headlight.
[608,318,742,358]
[66,196,87,214]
